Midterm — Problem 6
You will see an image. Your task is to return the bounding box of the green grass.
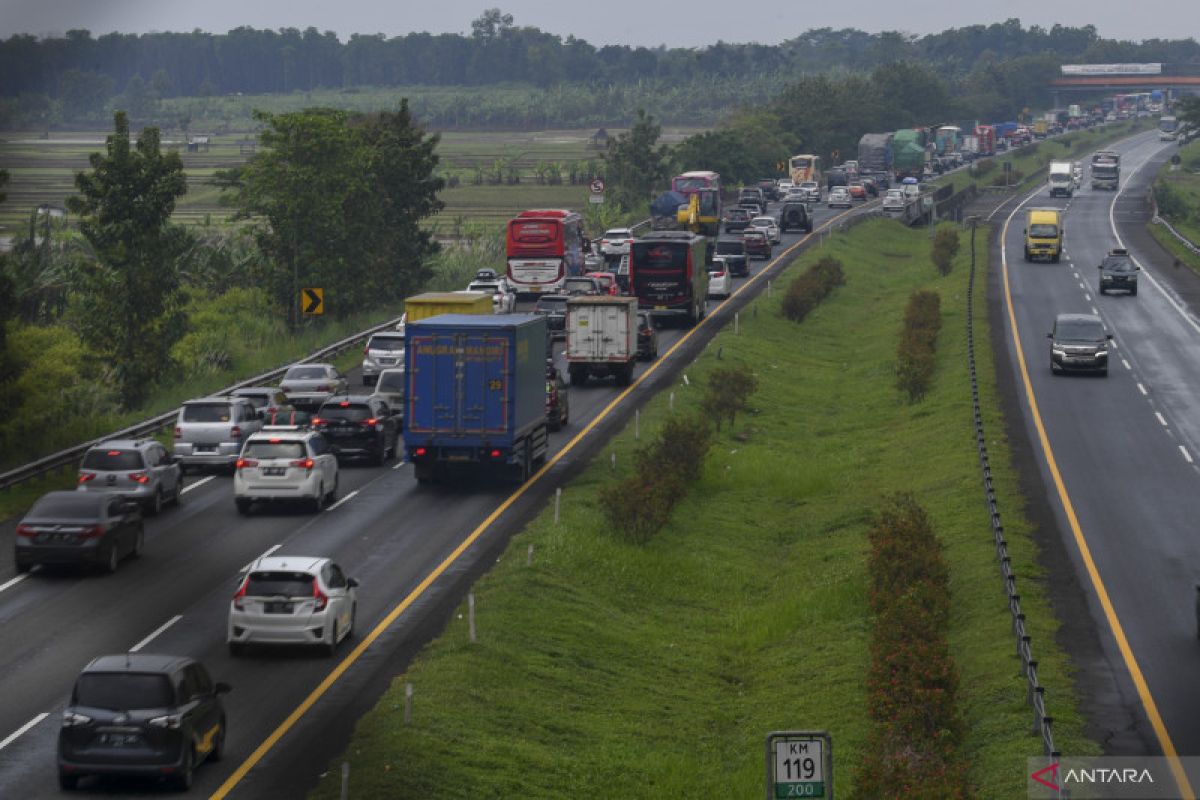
[307,218,1097,799]
[1149,138,1200,274]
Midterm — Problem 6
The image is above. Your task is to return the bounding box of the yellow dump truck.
[1024,208,1063,263]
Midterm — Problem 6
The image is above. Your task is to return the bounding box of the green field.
[307,218,1097,799]
[0,127,700,235]
[1149,138,1200,273]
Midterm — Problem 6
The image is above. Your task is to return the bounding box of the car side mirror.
[215,682,232,695]
[1046,333,1053,339]
[1023,228,1027,235]
[347,577,359,588]
[1106,334,1113,340]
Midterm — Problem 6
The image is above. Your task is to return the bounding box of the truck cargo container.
[1048,161,1075,197]
[935,126,961,156]
[975,125,996,156]
[565,296,639,387]
[404,292,493,324]
[1091,151,1121,190]
[404,314,549,484]
[892,129,928,179]
[857,133,894,174]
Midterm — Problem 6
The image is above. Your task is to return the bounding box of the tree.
[57,69,114,119]
[1178,96,1200,133]
[605,109,669,210]
[121,73,156,120]
[150,68,172,100]
[471,9,515,42]
[66,111,189,408]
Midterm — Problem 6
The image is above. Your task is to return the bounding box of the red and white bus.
[506,209,585,294]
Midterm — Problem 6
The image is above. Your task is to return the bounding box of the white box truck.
[565,296,639,386]
[1048,161,1075,198]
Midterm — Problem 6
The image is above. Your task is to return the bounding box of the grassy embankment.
[1149,138,1200,273]
[309,218,1098,799]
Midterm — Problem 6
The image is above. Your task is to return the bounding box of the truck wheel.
[1023,248,1031,262]
[568,364,587,386]
[1130,286,1137,296]
[414,462,436,484]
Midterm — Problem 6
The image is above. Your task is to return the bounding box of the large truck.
[1091,151,1121,190]
[564,296,639,387]
[1160,115,1179,141]
[975,125,996,156]
[1048,161,1075,197]
[858,133,894,172]
[935,126,961,156]
[1024,208,1063,263]
[892,129,928,180]
[403,314,549,484]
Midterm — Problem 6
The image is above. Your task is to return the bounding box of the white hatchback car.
[233,427,338,515]
[708,260,733,298]
[228,555,358,656]
[465,278,516,314]
[749,216,781,245]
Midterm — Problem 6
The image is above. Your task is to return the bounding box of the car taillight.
[312,417,326,426]
[15,524,36,538]
[79,525,105,539]
[281,385,291,393]
[317,384,330,392]
[363,345,369,355]
[290,458,314,470]
[231,426,242,439]
[232,577,249,610]
[313,583,329,612]
[363,418,381,430]
[128,472,150,484]
[414,447,427,457]
[235,458,257,469]
[489,449,502,459]
[78,473,96,484]
[174,426,181,439]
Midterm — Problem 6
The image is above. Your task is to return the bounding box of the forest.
[2,11,1199,128]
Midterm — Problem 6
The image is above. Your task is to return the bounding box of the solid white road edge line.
[1138,383,1148,396]
[1181,446,1195,465]
[1157,412,1168,427]
[0,574,29,595]
[0,712,50,752]
[1122,359,1132,370]
[327,489,359,511]
[129,615,183,653]
[181,475,215,494]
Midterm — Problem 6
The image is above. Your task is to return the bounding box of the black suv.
[535,294,568,338]
[723,207,752,233]
[1048,313,1111,376]
[313,395,400,464]
[713,237,750,276]
[636,311,659,360]
[1098,248,1139,295]
[779,201,814,233]
[58,653,230,791]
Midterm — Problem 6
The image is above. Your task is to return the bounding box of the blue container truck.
[404,314,549,484]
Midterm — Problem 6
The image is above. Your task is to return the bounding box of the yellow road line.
[210,203,866,799]
[999,198,1195,799]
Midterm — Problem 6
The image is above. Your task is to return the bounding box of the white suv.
[228,555,358,656]
[233,427,338,515]
[600,228,635,257]
[361,331,406,386]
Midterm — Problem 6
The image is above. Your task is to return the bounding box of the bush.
[856,494,970,800]
[699,364,758,432]
[895,290,942,402]
[971,159,996,177]
[781,256,845,323]
[931,226,960,276]
[1155,180,1192,223]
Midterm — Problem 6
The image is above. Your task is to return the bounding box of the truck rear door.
[408,332,509,436]
[570,303,629,362]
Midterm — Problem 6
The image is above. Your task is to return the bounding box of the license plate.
[265,601,292,614]
[446,453,472,462]
[263,467,285,476]
[98,733,140,747]
[531,285,542,292]
[379,358,395,365]
[196,445,215,452]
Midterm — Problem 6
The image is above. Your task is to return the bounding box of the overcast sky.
[2,0,1198,47]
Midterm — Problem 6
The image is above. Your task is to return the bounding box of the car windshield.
[182,403,233,422]
[81,449,143,471]
[231,390,272,407]
[367,336,405,351]
[285,366,329,380]
[318,404,371,421]
[28,493,101,519]
[74,673,174,710]
[377,372,405,391]
[467,283,501,294]
[604,230,631,237]
[246,571,316,597]
[1029,224,1058,238]
[537,297,566,311]
[242,440,306,459]
[1056,320,1104,340]
[1103,256,1133,272]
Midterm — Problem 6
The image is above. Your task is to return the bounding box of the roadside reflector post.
[526,543,534,565]
[767,280,772,298]
[669,391,675,411]
[404,682,413,724]
[340,762,350,800]
[735,312,740,335]
[635,409,640,439]
[554,488,562,523]
[611,452,616,470]
[468,593,476,643]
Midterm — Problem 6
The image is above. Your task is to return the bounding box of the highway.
[0,195,876,798]
[994,130,1200,793]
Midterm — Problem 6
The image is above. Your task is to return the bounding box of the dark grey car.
[78,439,182,515]
[173,396,263,472]
[1049,313,1111,375]
[1098,248,1139,295]
[58,653,230,791]
[15,491,144,574]
[535,294,568,338]
[713,237,749,277]
[280,363,349,410]
[779,201,814,233]
[312,395,400,465]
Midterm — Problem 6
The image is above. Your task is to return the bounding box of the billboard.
[1061,63,1163,76]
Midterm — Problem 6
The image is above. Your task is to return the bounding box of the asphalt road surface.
[0,194,881,798]
[993,129,1200,796]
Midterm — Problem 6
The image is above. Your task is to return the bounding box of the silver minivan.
[361,332,406,385]
[174,397,263,472]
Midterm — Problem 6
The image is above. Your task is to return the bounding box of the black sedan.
[636,311,659,360]
[312,395,400,465]
[15,490,144,574]
[535,294,569,339]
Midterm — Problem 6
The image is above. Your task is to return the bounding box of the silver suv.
[361,333,406,386]
[174,397,263,472]
[77,439,183,515]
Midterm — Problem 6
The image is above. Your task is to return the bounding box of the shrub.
[972,159,996,177]
[1155,180,1192,223]
[640,412,713,483]
[781,256,845,323]
[895,290,942,402]
[931,226,960,276]
[699,364,759,432]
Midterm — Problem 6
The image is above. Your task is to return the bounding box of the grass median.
[309,218,1098,799]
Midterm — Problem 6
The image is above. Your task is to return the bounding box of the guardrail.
[0,315,404,492]
[964,217,1060,768]
[1152,214,1200,257]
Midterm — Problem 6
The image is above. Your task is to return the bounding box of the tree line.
[3,11,1198,126]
